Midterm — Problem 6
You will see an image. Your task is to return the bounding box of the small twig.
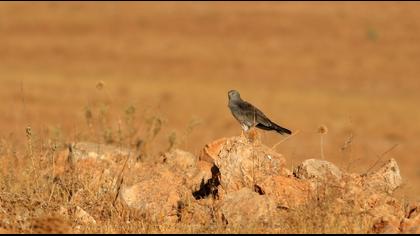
[271,130,300,151]
[0,205,7,214]
[113,151,131,206]
[20,80,29,124]
[48,144,57,203]
[318,125,328,160]
[320,134,325,160]
[67,143,75,171]
[48,183,56,203]
[362,144,399,176]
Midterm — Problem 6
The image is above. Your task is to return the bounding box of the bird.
[228,90,292,135]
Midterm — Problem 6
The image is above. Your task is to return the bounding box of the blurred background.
[0,2,419,200]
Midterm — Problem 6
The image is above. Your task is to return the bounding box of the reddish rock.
[119,166,186,224]
[48,136,415,234]
[370,215,402,234]
[199,137,228,163]
[219,188,276,227]
[259,175,311,209]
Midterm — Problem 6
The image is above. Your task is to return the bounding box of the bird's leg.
[240,124,248,140]
[247,126,260,144]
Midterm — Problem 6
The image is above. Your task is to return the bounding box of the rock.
[47,136,412,234]
[289,158,407,234]
[74,206,96,225]
[259,175,311,209]
[219,188,276,227]
[163,149,217,194]
[343,189,405,234]
[293,159,343,182]
[118,147,217,224]
[177,198,213,226]
[405,202,420,219]
[213,136,288,195]
[52,142,132,180]
[163,148,221,199]
[119,166,187,224]
[70,142,131,162]
[401,214,420,233]
[190,161,214,193]
[57,206,68,218]
[401,203,420,233]
[370,214,402,234]
[363,158,402,194]
[199,138,228,163]
[163,148,197,173]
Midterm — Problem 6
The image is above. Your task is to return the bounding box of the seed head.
[96,80,105,90]
[318,125,328,135]
[25,126,32,138]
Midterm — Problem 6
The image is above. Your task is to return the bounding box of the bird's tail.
[272,122,292,135]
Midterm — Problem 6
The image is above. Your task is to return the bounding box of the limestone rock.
[219,188,276,227]
[177,199,213,226]
[74,206,96,225]
[119,166,188,224]
[163,148,197,172]
[47,136,414,234]
[70,142,131,162]
[363,158,402,194]
[293,159,343,182]
[259,175,311,209]
[213,136,288,195]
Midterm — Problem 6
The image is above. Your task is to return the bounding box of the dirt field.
[0,2,419,233]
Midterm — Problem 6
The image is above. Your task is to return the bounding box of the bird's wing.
[237,100,272,127]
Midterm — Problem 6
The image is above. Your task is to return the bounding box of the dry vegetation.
[0,2,420,233]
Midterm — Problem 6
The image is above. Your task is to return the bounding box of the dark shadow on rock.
[193,165,220,200]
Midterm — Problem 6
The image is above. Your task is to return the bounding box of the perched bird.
[228,90,292,135]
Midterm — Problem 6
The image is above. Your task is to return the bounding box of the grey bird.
[228,90,292,135]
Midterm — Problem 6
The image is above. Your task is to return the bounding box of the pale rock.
[74,206,96,225]
[363,158,402,194]
[219,188,276,227]
[293,159,343,182]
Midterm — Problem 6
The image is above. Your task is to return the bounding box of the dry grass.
[0,2,419,233]
[0,133,388,233]
[0,135,383,233]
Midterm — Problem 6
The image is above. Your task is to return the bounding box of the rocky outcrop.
[53,136,417,233]
[213,137,289,192]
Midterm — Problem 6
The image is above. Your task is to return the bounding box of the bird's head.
[228,90,241,101]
